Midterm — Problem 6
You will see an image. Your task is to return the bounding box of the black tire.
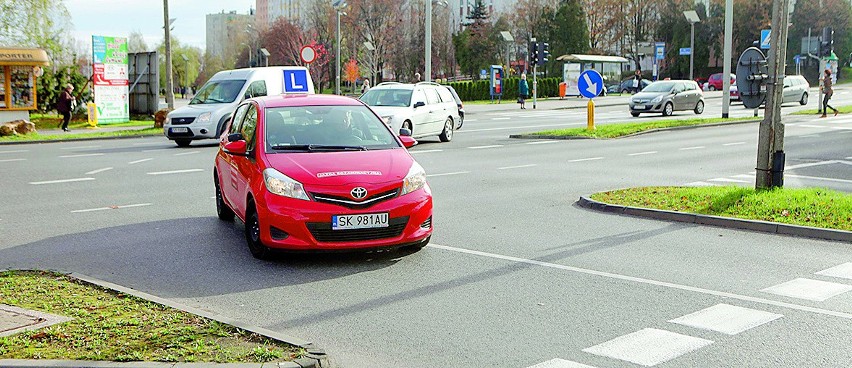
[457,114,464,130]
[800,93,808,106]
[439,117,453,142]
[709,85,717,91]
[175,139,191,147]
[245,203,272,260]
[404,236,431,252]
[694,100,705,115]
[214,173,235,221]
[631,112,640,117]
[663,102,674,117]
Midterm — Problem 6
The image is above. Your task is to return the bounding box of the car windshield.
[189,80,245,105]
[643,81,676,92]
[359,89,413,107]
[264,105,400,152]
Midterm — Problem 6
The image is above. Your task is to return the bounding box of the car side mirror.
[399,135,417,149]
[413,101,426,108]
[224,140,248,155]
[399,128,412,136]
[227,133,243,142]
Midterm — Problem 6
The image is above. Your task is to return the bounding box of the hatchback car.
[629,80,705,117]
[782,75,809,105]
[359,82,459,142]
[214,94,433,259]
[707,73,735,91]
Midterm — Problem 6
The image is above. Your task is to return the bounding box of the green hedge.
[447,77,561,101]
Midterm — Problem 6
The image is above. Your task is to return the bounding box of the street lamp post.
[425,0,448,83]
[162,0,174,109]
[333,0,347,95]
[684,10,700,81]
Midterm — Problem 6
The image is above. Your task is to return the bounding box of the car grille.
[306,216,409,242]
[310,188,400,209]
[171,117,195,125]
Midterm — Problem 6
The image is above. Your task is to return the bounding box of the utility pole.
[721,0,733,118]
[163,0,174,109]
[425,0,432,82]
[756,0,790,189]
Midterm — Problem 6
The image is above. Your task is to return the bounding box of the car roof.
[252,94,364,109]
[371,82,415,90]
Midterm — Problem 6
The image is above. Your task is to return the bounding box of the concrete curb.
[508,119,761,140]
[577,196,852,243]
[0,272,327,368]
[0,133,162,146]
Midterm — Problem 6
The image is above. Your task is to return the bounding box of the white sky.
[66,0,255,51]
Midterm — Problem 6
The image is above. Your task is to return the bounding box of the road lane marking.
[847,156,852,160]
[582,328,713,367]
[708,178,749,183]
[761,278,852,302]
[492,117,512,120]
[427,171,469,177]
[133,142,163,146]
[469,145,503,149]
[30,177,95,185]
[525,141,559,145]
[800,124,826,128]
[85,167,113,175]
[568,157,604,162]
[526,359,597,368]
[786,160,838,170]
[60,145,101,150]
[128,158,153,165]
[142,148,170,152]
[784,174,852,184]
[147,169,205,175]
[722,142,746,146]
[816,263,852,281]
[71,203,153,213]
[174,151,200,156]
[458,123,583,133]
[733,174,755,179]
[628,151,657,156]
[428,243,852,320]
[679,146,705,151]
[498,164,538,170]
[410,149,443,154]
[0,158,26,163]
[0,150,28,154]
[799,134,821,138]
[464,119,478,122]
[669,303,783,335]
[59,153,104,158]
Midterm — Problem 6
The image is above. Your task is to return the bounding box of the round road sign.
[300,46,317,64]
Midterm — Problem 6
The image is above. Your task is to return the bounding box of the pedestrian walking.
[518,74,529,109]
[821,69,838,118]
[56,84,75,132]
[181,86,186,99]
[631,70,643,94]
[360,79,371,94]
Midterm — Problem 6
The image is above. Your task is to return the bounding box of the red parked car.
[214,94,433,259]
[707,73,736,91]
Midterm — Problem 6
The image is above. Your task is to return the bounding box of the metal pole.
[336,10,341,95]
[689,22,695,80]
[425,0,432,82]
[756,0,790,189]
[163,0,174,109]
[532,64,537,109]
[721,0,733,118]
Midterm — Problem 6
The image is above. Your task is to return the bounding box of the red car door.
[220,104,251,213]
[232,103,261,217]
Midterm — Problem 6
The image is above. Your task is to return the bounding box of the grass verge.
[528,117,760,139]
[0,127,161,143]
[790,104,852,115]
[591,186,852,230]
[0,270,302,363]
[28,113,154,130]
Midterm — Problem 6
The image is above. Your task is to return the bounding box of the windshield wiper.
[270,144,367,152]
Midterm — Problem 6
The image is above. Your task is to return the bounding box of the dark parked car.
[615,78,651,94]
[444,85,464,129]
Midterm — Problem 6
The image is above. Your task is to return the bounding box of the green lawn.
[0,127,161,142]
[526,117,760,139]
[591,186,852,231]
[0,271,302,363]
[28,113,154,130]
[791,104,852,115]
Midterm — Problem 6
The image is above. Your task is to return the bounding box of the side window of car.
[425,88,441,105]
[229,104,250,135]
[436,87,454,104]
[412,89,428,107]
[241,104,258,151]
[245,80,267,99]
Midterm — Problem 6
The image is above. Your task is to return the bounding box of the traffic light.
[821,27,834,57]
[529,41,538,65]
[537,42,550,65]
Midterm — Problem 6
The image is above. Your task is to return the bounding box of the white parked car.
[359,82,459,142]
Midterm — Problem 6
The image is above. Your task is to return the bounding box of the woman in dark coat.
[57,84,75,132]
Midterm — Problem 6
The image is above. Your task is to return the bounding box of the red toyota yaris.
[214,94,433,259]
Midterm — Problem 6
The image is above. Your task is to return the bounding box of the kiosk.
[0,48,50,123]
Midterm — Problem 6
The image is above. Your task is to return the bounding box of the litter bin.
[559,82,567,99]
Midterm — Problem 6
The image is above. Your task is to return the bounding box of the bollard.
[587,99,595,130]
[87,102,98,128]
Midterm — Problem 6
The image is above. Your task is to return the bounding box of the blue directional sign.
[578,69,603,99]
[679,47,691,56]
[283,69,310,93]
[760,29,771,50]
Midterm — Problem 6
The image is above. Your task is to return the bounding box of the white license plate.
[332,213,389,230]
[171,127,188,133]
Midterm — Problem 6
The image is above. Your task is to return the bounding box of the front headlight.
[401,161,427,196]
[197,112,212,123]
[651,95,663,104]
[263,168,309,200]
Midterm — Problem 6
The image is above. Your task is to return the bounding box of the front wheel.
[709,85,717,91]
[175,139,191,147]
[439,117,453,142]
[694,101,705,114]
[245,204,272,260]
[663,102,674,117]
[800,93,808,106]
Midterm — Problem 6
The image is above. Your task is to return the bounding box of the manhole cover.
[0,304,72,337]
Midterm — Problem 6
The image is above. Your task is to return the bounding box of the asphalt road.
[1,92,851,368]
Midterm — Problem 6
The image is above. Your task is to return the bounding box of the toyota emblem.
[350,187,368,199]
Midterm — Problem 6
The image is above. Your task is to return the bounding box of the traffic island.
[0,270,326,367]
[509,117,761,140]
[578,186,851,243]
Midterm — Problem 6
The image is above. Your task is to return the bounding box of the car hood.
[265,148,414,188]
[168,103,232,118]
[368,106,410,118]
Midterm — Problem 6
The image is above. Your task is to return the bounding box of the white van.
[164,66,315,147]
